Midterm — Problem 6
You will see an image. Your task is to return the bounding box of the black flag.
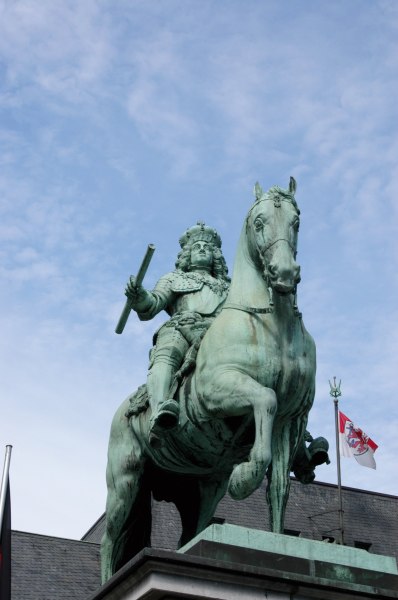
[0,475,11,600]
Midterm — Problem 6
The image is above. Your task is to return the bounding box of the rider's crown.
[179,222,222,249]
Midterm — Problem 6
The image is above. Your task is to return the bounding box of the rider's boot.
[146,348,182,446]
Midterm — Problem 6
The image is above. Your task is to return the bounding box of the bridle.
[223,197,301,318]
[261,237,296,255]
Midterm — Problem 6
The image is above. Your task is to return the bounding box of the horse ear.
[289,176,297,195]
[254,182,263,201]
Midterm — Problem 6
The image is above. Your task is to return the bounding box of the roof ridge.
[81,512,105,540]
[12,529,101,545]
[294,478,398,498]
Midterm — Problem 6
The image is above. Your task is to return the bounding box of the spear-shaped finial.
[329,376,342,399]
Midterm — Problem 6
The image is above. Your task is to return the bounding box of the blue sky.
[1,0,397,539]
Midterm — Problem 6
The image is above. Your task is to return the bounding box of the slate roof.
[12,530,101,600]
[13,479,398,599]
[84,478,398,560]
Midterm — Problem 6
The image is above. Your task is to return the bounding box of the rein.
[222,302,273,315]
[222,298,301,319]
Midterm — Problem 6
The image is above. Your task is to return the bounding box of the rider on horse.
[125,222,230,443]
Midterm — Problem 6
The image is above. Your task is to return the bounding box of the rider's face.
[190,241,213,269]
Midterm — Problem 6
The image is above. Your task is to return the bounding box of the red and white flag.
[339,411,378,469]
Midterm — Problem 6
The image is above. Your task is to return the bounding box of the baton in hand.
[115,244,155,334]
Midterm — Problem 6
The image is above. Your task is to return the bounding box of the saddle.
[125,315,209,420]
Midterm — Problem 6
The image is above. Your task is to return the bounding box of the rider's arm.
[125,272,175,321]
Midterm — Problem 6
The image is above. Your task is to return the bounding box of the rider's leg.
[146,325,188,431]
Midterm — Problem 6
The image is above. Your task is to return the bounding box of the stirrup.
[150,399,180,433]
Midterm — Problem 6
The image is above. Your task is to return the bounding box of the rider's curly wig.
[175,242,230,282]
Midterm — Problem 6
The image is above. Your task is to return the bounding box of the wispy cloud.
[0,0,113,101]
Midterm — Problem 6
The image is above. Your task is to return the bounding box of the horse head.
[246,177,301,296]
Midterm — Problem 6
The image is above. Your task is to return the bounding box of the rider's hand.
[125,276,151,309]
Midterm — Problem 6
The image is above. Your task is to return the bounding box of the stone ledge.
[89,543,398,600]
[179,524,398,574]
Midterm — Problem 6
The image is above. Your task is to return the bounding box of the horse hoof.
[228,462,265,500]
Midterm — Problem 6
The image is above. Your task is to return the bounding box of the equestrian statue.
[101,178,330,582]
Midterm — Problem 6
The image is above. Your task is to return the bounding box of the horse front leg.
[228,384,277,500]
[202,372,277,501]
[266,417,306,533]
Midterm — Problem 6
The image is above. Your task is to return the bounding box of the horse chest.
[252,319,315,392]
[205,312,313,384]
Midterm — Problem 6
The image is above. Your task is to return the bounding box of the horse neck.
[227,223,296,321]
[227,223,269,306]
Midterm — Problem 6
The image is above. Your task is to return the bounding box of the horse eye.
[254,219,263,231]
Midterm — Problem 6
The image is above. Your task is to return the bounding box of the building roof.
[12,530,101,600]
[13,479,398,599]
[83,478,398,560]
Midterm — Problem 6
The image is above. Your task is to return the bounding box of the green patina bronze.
[179,524,398,575]
[101,178,330,582]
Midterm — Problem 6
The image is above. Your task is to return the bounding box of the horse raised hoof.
[228,461,266,500]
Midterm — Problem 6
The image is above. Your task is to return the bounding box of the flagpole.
[329,378,344,545]
[0,445,12,539]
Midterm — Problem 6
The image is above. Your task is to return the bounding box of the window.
[322,536,335,543]
[210,517,225,525]
[355,541,372,551]
[284,528,300,537]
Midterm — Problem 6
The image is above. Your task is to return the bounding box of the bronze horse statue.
[101,178,329,582]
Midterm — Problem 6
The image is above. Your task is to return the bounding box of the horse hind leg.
[101,399,149,583]
[174,476,229,548]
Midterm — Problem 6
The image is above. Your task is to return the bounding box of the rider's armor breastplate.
[172,285,222,316]
[170,271,228,316]
[171,271,204,293]
[137,270,229,321]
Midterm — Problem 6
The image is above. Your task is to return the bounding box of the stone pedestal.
[89,525,398,600]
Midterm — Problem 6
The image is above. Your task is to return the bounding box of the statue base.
[90,525,398,600]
